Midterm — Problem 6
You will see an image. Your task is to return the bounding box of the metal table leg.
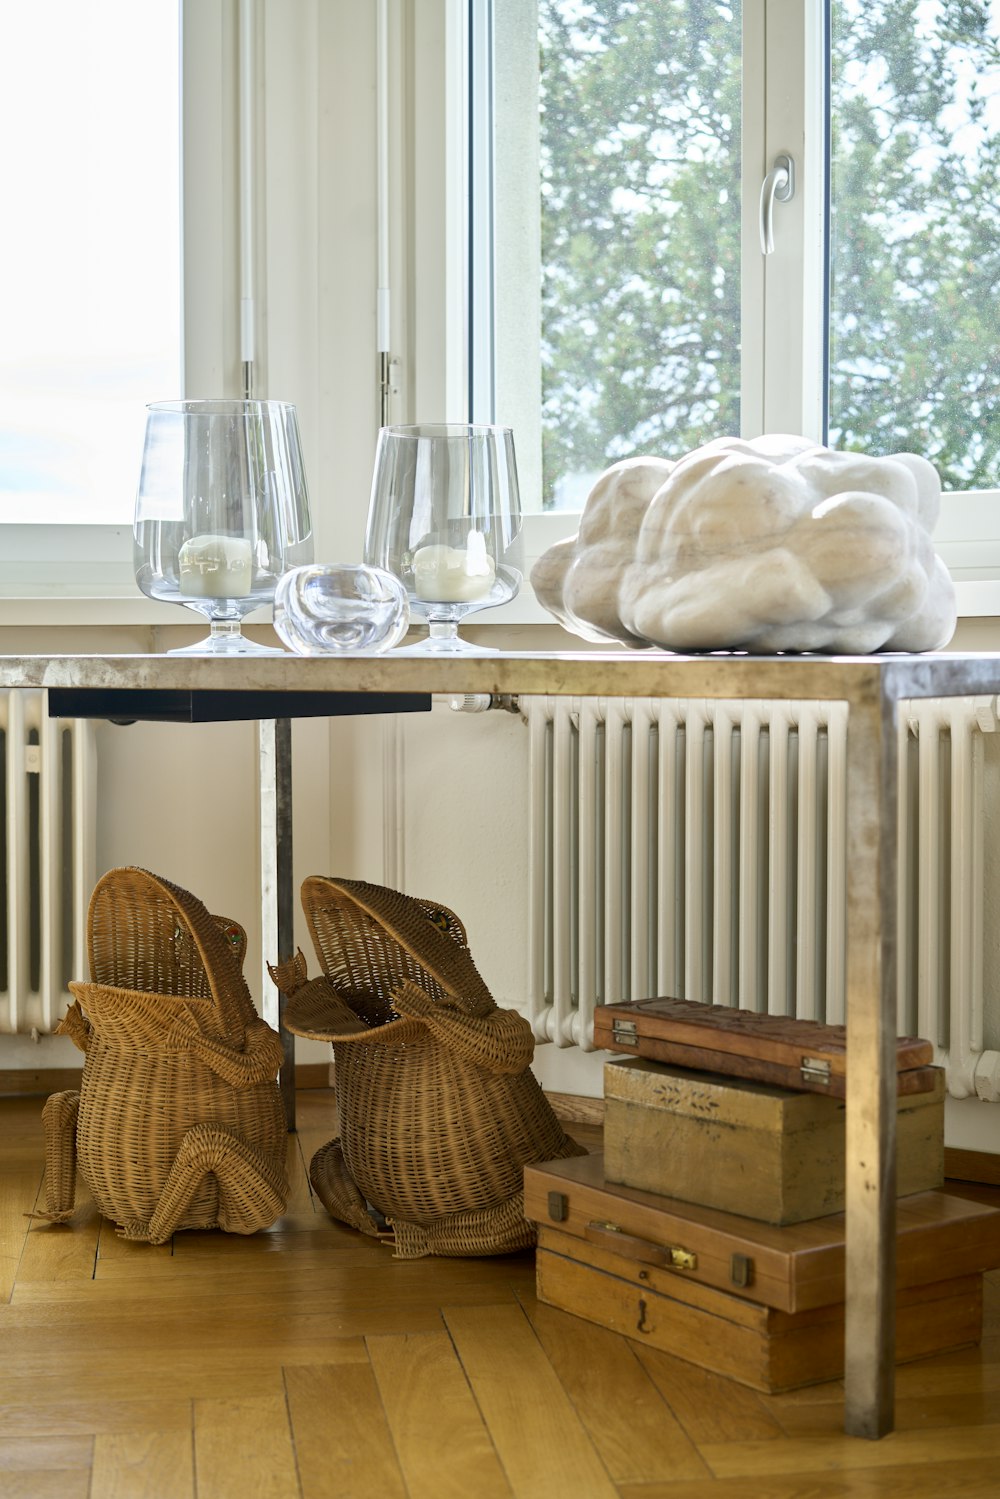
[843,688,899,1437]
[258,717,296,1130]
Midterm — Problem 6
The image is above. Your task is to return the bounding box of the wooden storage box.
[535,1225,983,1393]
[525,1153,1000,1392]
[594,995,937,1098]
[603,1057,945,1224]
[524,1151,1000,1314]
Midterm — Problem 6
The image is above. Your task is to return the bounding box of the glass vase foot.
[167,620,287,656]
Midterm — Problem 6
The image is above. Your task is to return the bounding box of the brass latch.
[800,1056,832,1085]
[612,1020,639,1046]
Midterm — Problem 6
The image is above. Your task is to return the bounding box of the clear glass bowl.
[273,563,410,654]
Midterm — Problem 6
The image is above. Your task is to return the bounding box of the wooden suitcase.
[603,1057,945,1224]
[593,995,936,1097]
[535,1225,983,1393]
[523,1151,1000,1314]
[525,1153,1000,1392]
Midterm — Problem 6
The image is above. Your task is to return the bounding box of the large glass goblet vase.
[134,399,314,655]
[363,423,522,654]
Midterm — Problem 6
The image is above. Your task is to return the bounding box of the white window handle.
[759,153,795,255]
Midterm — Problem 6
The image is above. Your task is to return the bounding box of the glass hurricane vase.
[363,423,522,654]
[134,399,314,655]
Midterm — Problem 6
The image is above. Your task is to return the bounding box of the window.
[0,0,237,607]
[473,0,1000,612]
[0,0,181,527]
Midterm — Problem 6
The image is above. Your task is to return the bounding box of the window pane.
[0,0,181,525]
[493,0,742,511]
[828,0,1000,492]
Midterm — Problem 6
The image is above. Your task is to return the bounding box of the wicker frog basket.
[41,867,288,1243]
[270,876,586,1259]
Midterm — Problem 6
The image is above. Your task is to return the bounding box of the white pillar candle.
[178,534,253,599]
[412,534,495,603]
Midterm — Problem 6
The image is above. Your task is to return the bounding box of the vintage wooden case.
[524,1152,1000,1314]
[535,1225,983,1392]
[525,1153,1000,1393]
[593,996,936,1098]
[603,1057,945,1224]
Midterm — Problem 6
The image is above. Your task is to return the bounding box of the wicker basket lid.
[79,866,257,1040]
[300,875,493,1006]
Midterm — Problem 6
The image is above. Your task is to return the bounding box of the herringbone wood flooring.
[2,1088,999,1497]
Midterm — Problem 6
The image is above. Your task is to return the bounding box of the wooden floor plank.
[618,1458,1000,1498]
[0,1435,93,1470]
[632,1340,787,1444]
[0,1161,44,1302]
[0,1474,91,1499]
[443,1302,617,1498]
[367,1330,511,1498]
[194,1393,300,1499]
[90,1429,194,1499]
[519,1294,710,1484]
[284,1363,407,1499]
[0,1397,192,1439]
[700,1423,1000,1479]
[17,1208,100,1285]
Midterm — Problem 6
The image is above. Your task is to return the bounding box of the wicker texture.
[272,876,586,1259]
[41,867,288,1243]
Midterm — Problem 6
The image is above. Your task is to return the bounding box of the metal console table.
[3,645,996,1441]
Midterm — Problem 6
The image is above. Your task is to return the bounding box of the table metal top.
[1,648,1000,703]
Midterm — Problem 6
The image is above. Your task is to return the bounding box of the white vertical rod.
[577,698,599,1029]
[239,0,256,392]
[737,700,762,1010]
[376,0,392,422]
[712,702,735,1004]
[604,697,627,1005]
[825,701,848,1027]
[916,704,941,1047]
[767,702,791,1016]
[552,700,575,1044]
[526,697,552,1041]
[684,705,708,1003]
[6,692,26,1034]
[656,701,683,996]
[949,711,982,1093]
[39,702,62,1033]
[630,699,654,1002]
[795,707,820,1020]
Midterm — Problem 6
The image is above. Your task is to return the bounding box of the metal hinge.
[612,1020,639,1046]
[800,1056,832,1085]
[730,1253,754,1288]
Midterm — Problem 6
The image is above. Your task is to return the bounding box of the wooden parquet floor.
[2,1088,1000,1498]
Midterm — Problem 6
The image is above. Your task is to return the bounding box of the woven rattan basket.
[270,875,586,1259]
[41,867,288,1243]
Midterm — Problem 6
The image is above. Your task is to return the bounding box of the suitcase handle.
[585,1219,697,1271]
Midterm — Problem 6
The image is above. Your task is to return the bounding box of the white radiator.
[525,693,1000,1102]
[0,690,96,1036]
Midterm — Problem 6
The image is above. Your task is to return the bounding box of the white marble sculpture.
[530,434,957,653]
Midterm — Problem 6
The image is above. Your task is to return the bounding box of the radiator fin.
[0,690,96,1036]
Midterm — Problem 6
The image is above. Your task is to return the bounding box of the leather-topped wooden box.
[593,996,937,1098]
[603,1056,945,1224]
[524,1153,1000,1392]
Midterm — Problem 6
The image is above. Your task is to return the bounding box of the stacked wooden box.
[524,997,1000,1393]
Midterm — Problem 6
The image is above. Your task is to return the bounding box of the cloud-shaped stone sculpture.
[531,435,957,653]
